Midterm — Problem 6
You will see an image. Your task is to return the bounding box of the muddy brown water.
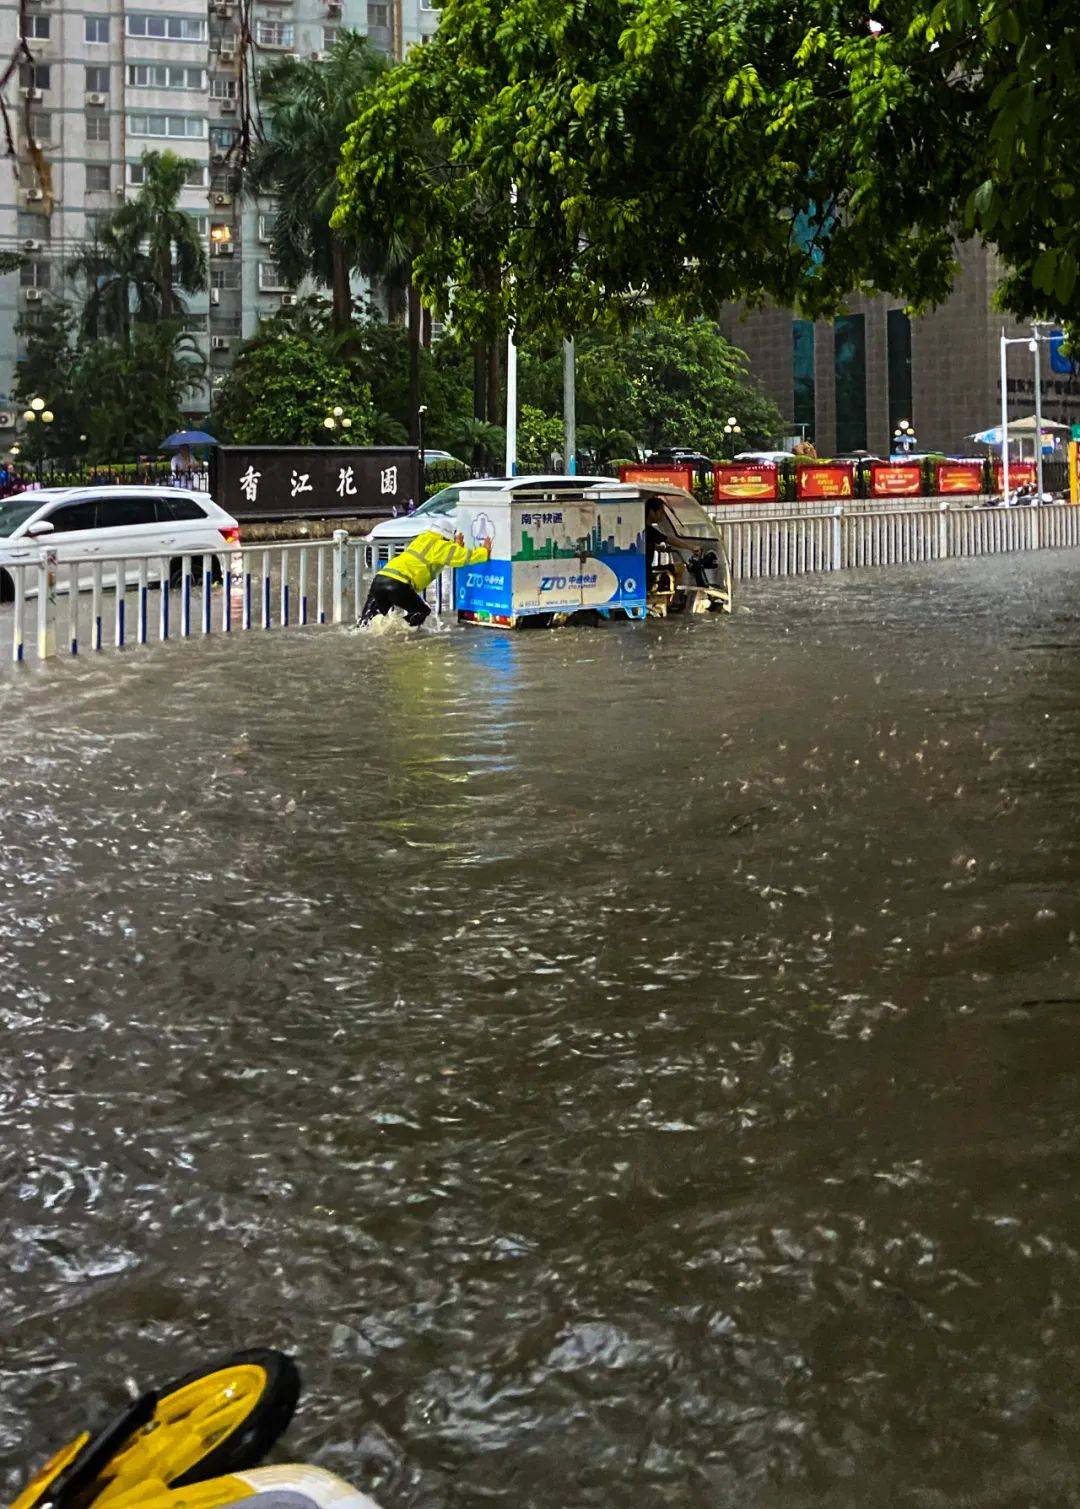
[3,552,1080,1508]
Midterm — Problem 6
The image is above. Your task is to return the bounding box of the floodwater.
[3,551,1080,1508]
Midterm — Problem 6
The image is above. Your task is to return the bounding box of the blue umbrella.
[161,429,217,448]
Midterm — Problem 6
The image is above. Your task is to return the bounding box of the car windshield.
[414,486,459,517]
[0,496,47,537]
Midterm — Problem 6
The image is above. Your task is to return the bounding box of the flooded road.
[3,551,1080,1508]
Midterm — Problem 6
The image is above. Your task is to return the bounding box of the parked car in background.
[733,451,796,465]
[0,486,239,598]
[423,449,465,469]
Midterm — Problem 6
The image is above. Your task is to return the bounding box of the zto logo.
[471,511,494,547]
[539,576,567,592]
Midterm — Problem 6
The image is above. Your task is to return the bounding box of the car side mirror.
[702,550,719,569]
[26,519,55,538]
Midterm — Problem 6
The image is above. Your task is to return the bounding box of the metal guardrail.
[1,529,448,664]
[5,503,1079,664]
[718,501,1080,581]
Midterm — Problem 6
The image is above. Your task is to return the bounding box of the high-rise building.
[717,242,1080,457]
[0,0,439,426]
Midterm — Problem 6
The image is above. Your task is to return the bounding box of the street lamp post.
[722,416,742,459]
[417,403,427,482]
[999,327,1052,502]
[892,419,917,455]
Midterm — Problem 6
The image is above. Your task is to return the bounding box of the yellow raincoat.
[377,528,490,594]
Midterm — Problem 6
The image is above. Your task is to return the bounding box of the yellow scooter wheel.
[12,1351,300,1509]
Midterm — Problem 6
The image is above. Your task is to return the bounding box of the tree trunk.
[330,238,352,334]
[473,342,486,422]
[387,276,406,325]
[487,341,501,427]
[407,278,422,446]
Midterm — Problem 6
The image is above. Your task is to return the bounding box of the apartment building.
[0,0,439,428]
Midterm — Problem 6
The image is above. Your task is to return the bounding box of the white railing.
[719,502,1080,582]
[6,504,1079,664]
[2,529,456,664]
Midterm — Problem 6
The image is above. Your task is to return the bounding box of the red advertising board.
[935,460,985,495]
[714,464,779,503]
[619,464,695,492]
[795,463,855,501]
[992,459,1036,491]
[869,462,923,498]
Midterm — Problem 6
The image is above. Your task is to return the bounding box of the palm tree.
[68,150,206,340]
[118,150,206,318]
[248,32,387,335]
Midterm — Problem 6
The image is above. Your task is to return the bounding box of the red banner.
[869,462,923,497]
[620,464,695,492]
[992,459,1036,491]
[935,460,985,495]
[714,463,779,502]
[796,463,855,501]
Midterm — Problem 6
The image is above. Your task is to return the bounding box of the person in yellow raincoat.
[359,515,493,627]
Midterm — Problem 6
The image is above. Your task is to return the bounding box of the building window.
[85,17,110,43]
[185,164,208,187]
[886,309,913,445]
[29,111,53,143]
[85,115,110,142]
[85,66,110,93]
[258,213,274,243]
[17,212,48,238]
[209,126,238,151]
[834,314,867,453]
[211,266,240,290]
[367,3,390,26]
[127,113,206,139]
[258,262,287,291]
[188,214,209,237]
[210,77,237,100]
[19,260,51,289]
[126,14,207,42]
[86,165,111,191]
[792,320,815,445]
[21,64,51,91]
[21,15,50,39]
[323,27,340,49]
[255,20,294,47]
[127,64,205,90]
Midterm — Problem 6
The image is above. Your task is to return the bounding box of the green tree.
[521,317,782,457]
[212,330,375,445]
[337,0,1080,336]
[68,150,206,339]
[77,323,206,457]
[249,32,387,334]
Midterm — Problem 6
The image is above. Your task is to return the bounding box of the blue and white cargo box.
[454,479,647,628]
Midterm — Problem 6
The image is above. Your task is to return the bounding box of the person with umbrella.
[162,429,216,489]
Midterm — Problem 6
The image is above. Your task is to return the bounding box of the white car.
[362,475,618,573]
[733,450,796,464]
[0,485,240,598]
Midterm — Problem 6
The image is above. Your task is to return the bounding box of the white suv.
[0,485,240,598]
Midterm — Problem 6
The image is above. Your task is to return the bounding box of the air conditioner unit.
[215,1,233,13]
[212,243,234,257]
[310,51,328,62]
[21,238,42,252]
[218,45,236,62]
[24,188,45,202]
[327,0,342,13]
[85,92,107,106]
[220,99,236,113]
[0,413,15,430]
[210,288,221,305]
[211,151,227,165]
[21,88,43,102]
[280,293,297,307]
[211,336,231,350]
[25,288,44,303]
[212,192,232,207]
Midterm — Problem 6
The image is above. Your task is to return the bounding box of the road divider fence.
[4,505,1079,665]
